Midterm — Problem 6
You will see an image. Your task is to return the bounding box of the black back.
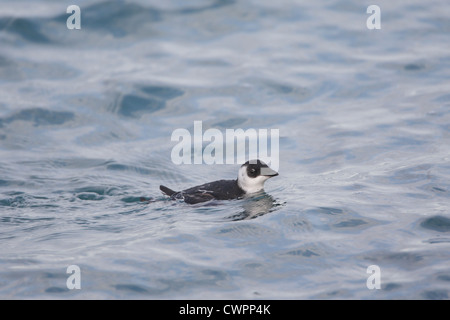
[173,179,245,204]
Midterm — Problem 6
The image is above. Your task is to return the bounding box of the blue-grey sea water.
[1,0,450,299]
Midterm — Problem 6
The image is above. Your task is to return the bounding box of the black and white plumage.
[160,160,278,204]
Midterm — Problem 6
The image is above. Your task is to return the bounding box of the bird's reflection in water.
[227,191,282,221]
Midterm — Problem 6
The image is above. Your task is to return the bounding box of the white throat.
[237,166,270,194]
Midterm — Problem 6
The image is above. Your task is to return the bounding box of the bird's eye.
[250,168,256,173]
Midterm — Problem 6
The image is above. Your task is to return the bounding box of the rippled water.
[1,0,450,299]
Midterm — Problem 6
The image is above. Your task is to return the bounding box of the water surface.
[0,0,449,299]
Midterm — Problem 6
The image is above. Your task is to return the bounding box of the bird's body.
[160,160,278,204]
[161,179,244,204]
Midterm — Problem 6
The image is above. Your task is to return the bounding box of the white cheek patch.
[237,166,268,194]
